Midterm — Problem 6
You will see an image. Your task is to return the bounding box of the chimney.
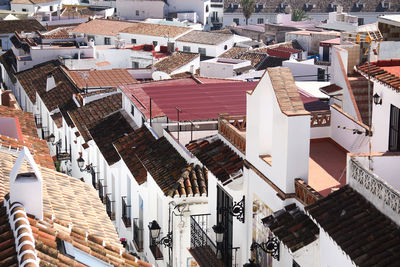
[9,147,43,220]
[46,74,56,92]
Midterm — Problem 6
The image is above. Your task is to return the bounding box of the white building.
[116,0,167,20]
[10,0,62,13]
[200,57,252,78]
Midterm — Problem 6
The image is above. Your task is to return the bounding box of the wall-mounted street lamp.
[148,220,173,248]
[212,223,225,260]
[220,196,245,223]
[373,92,382,105]
[243,259,261,267]
[47,133,61,147]
[250,237,280,261]
[76,156,94,173]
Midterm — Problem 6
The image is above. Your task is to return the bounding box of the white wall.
[168,0,209,24]
[285,33,311,53]
[171,56,199,75]
[116,0,165,20]
[11,1,60,13]
[282,59,330,82]
[176,37,234,57]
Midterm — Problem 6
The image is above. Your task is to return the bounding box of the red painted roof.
[144,82,257,121]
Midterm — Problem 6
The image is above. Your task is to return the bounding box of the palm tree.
[240,0,255,25]
[291,9,309,21]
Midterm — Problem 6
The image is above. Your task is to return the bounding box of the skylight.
[63,241,113,267]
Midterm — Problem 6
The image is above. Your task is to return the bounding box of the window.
[224,45,228,50]
[0,39,2,51]
[233,18,240,25]
[152,41,158,47]
[136,10,139,16]
[257,18,264,24]
[198,47,206,56]
[132,61,139,68]
[104,37,111,45]
[183,46,191,52]
[22,8,27,12]
[131,38,136,44]
[206,5,209,12]
[58,239,112,266]
[293,260,301,267]
[131,104,135,116]
[358,18,364,25]
[389,105,400,151]
[50,6,53,11]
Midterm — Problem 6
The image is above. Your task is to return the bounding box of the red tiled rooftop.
[356,59,400,91]
[308,138,347,197]
[320,37,341,46]
[68,69,137,89]
[143,82,257,121]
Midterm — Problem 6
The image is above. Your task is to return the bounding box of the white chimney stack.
[46,74,56,92]
[10,147,43,220]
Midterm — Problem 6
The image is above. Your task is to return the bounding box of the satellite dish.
[152,71,171,81]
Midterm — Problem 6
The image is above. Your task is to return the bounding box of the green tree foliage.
[240,0,255,25]
[291,9,309,21]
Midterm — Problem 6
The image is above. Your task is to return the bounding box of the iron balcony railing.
[122,196,131,228]
[56,144,71,162]
[149,234,163,260]
[41,127,49,140]
[133,218,144,251]
[34,114,42,128]
[190,214,217,255]
[105,194,115,220]
[98,179,106,203]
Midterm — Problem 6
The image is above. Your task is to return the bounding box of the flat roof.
[308,139,347,197]
[143,82,257,121]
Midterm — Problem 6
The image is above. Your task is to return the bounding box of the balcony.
[310,110,331,127]
[133,218,144,252]
[41,127,50,140]
[149,243,163,260]
[34,114,42,128]
[105,194,115,220]
[218,114,246,154]
[295,178,322,205]
[98,179,106,203]
[56,144,71,162]
[189,214,224,267]
[121,196,131,228]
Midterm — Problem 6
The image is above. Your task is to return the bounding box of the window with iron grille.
[389,104,400,151]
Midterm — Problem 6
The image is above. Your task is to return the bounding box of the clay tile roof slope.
[72,19,136,36]
[267,67,310,116]
[68,93,122,142]
[0,105,54,170]
[153,52,199,74]
[0,19,45,34]
[219,46,249,59]
[356,59,400,92]
[186,135,243,184]
[0,202,17,266]
[0,151,122,248]
[237,52,268,67]
[121,22,191,37]
[68,69,137,89]
[319,83,343,94]
[115,126,208,197]
[0,50,17,83]
[89,111,135,165]
[306,185,400,267]
[262,203,319,252]
[176,30,233,45]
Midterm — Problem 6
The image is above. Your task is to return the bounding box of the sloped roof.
[262,203,319,252]
[219,46,249,59]
[0,19,45,34]
[114,126,208,197]
[176,30,233,45]
[356,59,400,91]
[153,52,199,74]
[72,19,136,36]
[121,22,191,37]
[68,69,137,89]
[306,185,400,266]
[186,135,243,185]
[68,92,122,142]
[0,150,122,248]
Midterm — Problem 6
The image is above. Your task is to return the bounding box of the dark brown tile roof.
[176,30,233,45]
[72,19,136,37]
[121,22,191,38]
[319,83,343,94]
[115,126,208,197]
[306,185,400,267]
[219,46,249,59]
[89,111,135,165]
[224,0,398,13]
[153,52,200,74]
[356,60,400,91]
[0,105,55,170]
[41,26,75,39]
[262,203,319,252]
[50,112,63,128]
[68,93,122,142]
[267,67,309,116]
[68,69,137,89]
[186,135,243,185]
[0,50,17,83]
[0,19,45,34]
[0,203,17,266]
[15,60,62,103]
[237,52,268,67]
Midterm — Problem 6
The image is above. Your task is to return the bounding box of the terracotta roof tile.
[319,83,343,94]
[262,203,319,252]
[186,135,243,184]
[68,69,137,89]
[114,126,207,197]
[176,30,233,45]
[306,185,400,266]
[89,111,135,165]
[68,93,122,142]
[153,52,199,74]
[121,22,191,38]
[219,46,249,59]
[0,19,45,34]
[267,67,309,116]
[72,19,136,36]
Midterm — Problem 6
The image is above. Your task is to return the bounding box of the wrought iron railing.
[56,144,71,162]
[190,214,217,255]
[133,218,144,251]
[34,114,42,128]
[41,127,49,140]
[98,179,105,203]
[105,194,115,220]
[122,196,131,228]
[149,235,163,260]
